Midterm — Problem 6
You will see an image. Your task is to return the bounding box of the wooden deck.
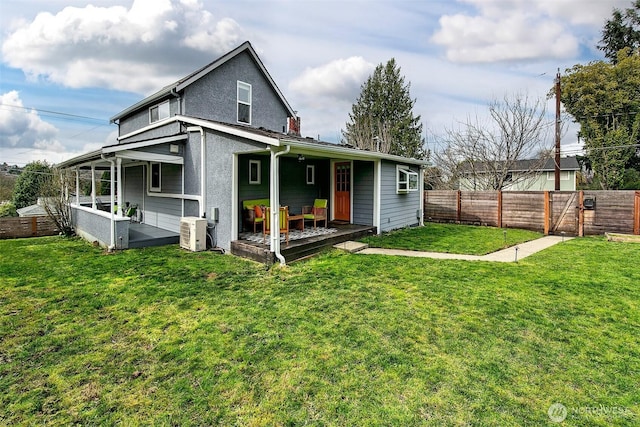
[231,223,376,264]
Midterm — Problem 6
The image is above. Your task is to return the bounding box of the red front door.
[334,162,351,221]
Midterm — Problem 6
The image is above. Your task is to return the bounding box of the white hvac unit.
[180,217,207,252]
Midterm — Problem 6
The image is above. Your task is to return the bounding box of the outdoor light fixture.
[297,154,305,163]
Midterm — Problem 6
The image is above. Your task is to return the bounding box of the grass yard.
[1,233,638,426]
[360,223,542,254]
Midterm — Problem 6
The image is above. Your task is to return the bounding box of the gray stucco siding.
[118,122,182,144]
[379,160,421,232]
[118,96,180,136]
[352,161,374,226]
[71,206,130,249]
[183,51,290,132]
[204,131,268,250]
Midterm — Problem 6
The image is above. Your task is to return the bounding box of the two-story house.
[58,41,427,263]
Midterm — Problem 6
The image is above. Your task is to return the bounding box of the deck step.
[333,241,369,253]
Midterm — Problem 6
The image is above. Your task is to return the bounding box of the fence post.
[456,190,461,223]
[497,190,503,228]
[634,191,640,235]
[578,190,585,237]
[544,191,550,235]
[31,216,38,236]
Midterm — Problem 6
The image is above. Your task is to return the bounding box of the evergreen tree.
[599,0,640,63]
[12,160,53,209]
[100,171,111,196]
[342,59,425,159]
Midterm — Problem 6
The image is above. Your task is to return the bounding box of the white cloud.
[1,0,246,94]
[289,57,375,104]
[430,0,627,63]
[0,91,59,149]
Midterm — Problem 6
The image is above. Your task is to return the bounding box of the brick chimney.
[287,116,301,136]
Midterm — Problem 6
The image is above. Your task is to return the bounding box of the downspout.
[75,167,80,206]
[116,157,123,217]
[170,88,181,115]
[101,154,116,251]
[270,144,290,265]
[186,126,206,217]
[91,164,96,209]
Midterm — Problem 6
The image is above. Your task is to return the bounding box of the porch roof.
[56,134,186,169]
[57,114,429,169]
[180,115,430,166]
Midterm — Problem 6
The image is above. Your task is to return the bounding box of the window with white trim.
[249,160,261,184]
[547,171,570,181]
[397,165,419,193]
[237,81,252,124]
[149,100,170,123]
[150,162,161,192]
[306,165,315,185]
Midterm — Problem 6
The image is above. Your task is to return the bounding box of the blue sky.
[0,0,630,166]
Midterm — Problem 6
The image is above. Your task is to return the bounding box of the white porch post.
[116,157,123,217]
[91,164,96,209]
[269,145,290,265]
[269,148,280,256]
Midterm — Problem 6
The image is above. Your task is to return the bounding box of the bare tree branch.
[434,93,552,190]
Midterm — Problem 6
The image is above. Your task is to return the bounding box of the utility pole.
[554,68,561,191]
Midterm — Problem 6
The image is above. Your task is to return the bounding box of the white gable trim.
[115,150,184,165]
[105,134,187,153]
[177,116,280,146]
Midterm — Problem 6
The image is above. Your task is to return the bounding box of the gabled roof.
[110,41,296,123]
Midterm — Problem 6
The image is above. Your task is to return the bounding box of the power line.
[0,103,110,124]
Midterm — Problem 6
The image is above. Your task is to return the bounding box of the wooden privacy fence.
[424,190,640,236]
[0,216,59,239]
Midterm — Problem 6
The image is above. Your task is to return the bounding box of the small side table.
[288,214,304,231]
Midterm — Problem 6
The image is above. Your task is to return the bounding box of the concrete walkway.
[355,235,573,263]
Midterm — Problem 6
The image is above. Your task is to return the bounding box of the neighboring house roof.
[110,41,296,123]
[461,157,580,173]
[16,204,48,217]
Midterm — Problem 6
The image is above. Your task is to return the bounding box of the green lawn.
[1,234,638,425]
[360,223,542,254]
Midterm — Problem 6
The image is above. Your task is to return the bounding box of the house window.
[306,165,315,185]
[397,165,419,193]
[149,100,170,123]
[150,162,161,191]
[547,171,570,181]
[249,159,261,185]
[237,81,251,124]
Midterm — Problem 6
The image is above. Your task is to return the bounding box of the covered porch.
[58,136,187,250]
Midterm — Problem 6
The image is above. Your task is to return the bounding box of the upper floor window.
[149,100,170,123]
[237,81,252,124]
